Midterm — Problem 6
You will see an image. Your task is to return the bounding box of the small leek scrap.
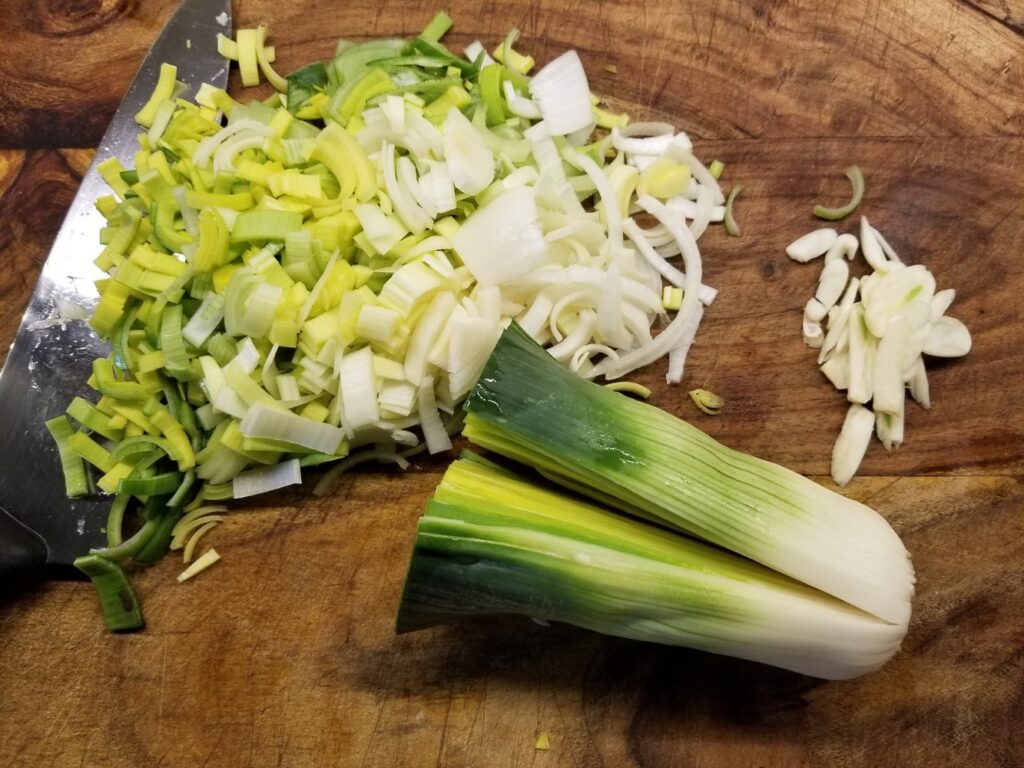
[461,324,914,627]
[814,165,865,221]
[397,454,910,680]
[688,387,723,415]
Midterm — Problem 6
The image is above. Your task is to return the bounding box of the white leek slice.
[452,185,547,286]
[379,381,418,417]
[804,298,828,323]
[382,143,432,233]
[611,124,675,157]
[405,291,457,383]
[870,224,903,265]
[548,310,597,361]
[665,304,704,384]
[231,337,261,375]
[528,50,593,136]
[193,119,273,170]
[463,40,495,66]
[176,548,221,583]
[443,108,495,195]
[819,277,861,365]
[803,319,824,349]
[338,346,379,431]
[240,404,346,453]
[418,376,452,454]
[566,150,622,250]
[182,292,225,347]
[502,80,542,119]
[357,305,400,343]
[592,196,702,380]
[354,204,407,255]
[233,459,302,499]
[688,184,715,240]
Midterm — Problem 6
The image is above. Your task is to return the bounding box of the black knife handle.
[0,506,48,591]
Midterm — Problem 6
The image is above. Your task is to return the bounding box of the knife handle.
[0,506,48,591]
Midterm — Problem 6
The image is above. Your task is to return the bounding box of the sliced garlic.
[859,217,889,271]
[862,264,935,338]
[815,258,850,310]
[876,406,904,451]
[869,224,903,265]
[831,403,875,486]
[872,315,907,415]
[823,232,859,263]
[804,298,828,323]
[785,228,838,262]
[820,350,850,390]
[819,277,860,364]
[923,315,972,357]
[906,356,931,409]
[803,319,824,348]
[847,304,876,405]
[930,288,956,322]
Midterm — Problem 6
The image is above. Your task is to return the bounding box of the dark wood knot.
[34,0,134,38]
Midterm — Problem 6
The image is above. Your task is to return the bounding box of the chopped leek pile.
[54,13,739,629]
[788,215,972,485]
[398,325,914,679]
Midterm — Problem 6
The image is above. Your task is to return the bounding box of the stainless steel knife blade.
[0,0,232,581]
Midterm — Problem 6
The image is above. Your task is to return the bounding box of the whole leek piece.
[460,323,914,627]
[397,457,909,680]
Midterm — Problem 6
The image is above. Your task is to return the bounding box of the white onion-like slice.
[443,107,495,195]
[418,376,452,454]
[592,195,703,379]
[453,185,548,286]
[502,79,542,119]
[529,50,593,136]
[232,459,302,499]
[665,304,704,384]
[548,309,597,361]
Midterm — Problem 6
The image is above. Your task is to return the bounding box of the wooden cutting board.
[1,1,1022,766]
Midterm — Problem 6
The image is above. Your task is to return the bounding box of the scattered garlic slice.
[786,228,838,263]
[831,404,875,486]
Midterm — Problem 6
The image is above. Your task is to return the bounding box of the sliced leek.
[57,13,741,630]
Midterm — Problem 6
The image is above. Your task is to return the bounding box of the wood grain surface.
[1,1,1022,766]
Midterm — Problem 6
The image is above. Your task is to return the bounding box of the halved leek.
[398,458,909,680]
[463,324,914,626]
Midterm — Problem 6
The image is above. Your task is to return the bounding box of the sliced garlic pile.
[786,217,971,485]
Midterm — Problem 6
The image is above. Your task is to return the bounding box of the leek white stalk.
[399,458,911,680]
[463,325,915,628]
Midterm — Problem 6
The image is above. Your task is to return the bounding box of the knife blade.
[0,0,232,588]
